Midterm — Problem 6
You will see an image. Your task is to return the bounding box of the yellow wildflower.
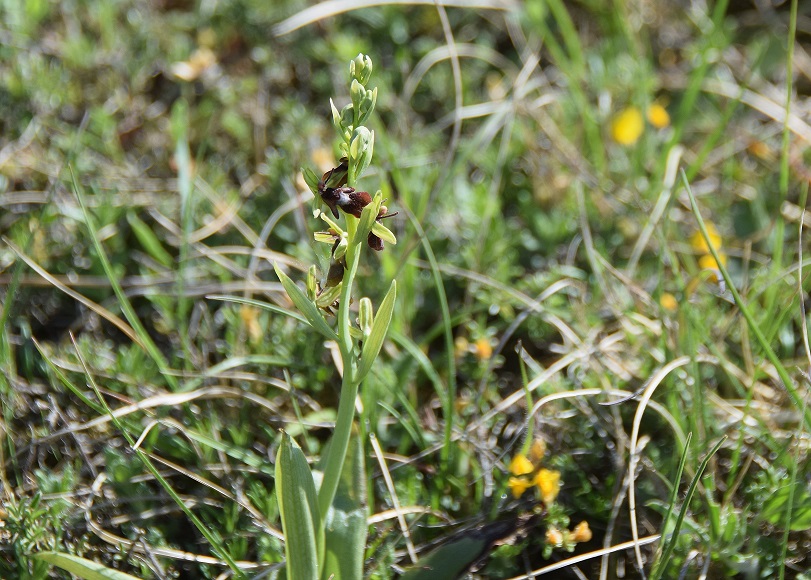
[646,103,670,129]
[546,527,564,546]
[690,223,722,255]
[171,47,217,82]
[748,140,775,162]
[698,253,727,270]
[698,253,727,283]
[474,337,493,360]
[239,305,263,344]
[611,107,644,145]
[454,336,469,358]
[572,521,592,543]
[534,468,561,504]
[659,292,678,312]
[529,438,546,463]
[508,476,533,498]
[509,454,534,476]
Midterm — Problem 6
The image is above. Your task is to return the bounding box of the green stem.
[318,218,361,522]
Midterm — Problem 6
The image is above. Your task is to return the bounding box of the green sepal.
[371,220,396,245]
[353,192,381,249]
[302,167,321,196]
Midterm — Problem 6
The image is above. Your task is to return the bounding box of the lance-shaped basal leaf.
[32,552,143,580]
[274,263,338,341]
[356,280,396,383]
[276,431,323,580]
[321,430,367,580]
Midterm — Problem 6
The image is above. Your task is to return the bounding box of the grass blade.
[651,436,726,580]
[70,168,179,391]
[126,211,173,269]
[649,432,693,580]
[69,336,245,577]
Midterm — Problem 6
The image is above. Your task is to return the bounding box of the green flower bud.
[355,87,377,126]
[340,103,354,132]
[349,127,374,180]
[330,98,342,132]
[307,265,318,300]
[316,283,342,307]
[350,79,365,112]
[350,53,372,86]
[358,297,373,340]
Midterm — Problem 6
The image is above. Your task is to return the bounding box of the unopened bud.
[307,265,318,300]
[359,297,373,339]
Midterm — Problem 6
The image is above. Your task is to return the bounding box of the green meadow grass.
[1,0,810,578]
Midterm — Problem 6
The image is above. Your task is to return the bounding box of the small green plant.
[273,53,396,580]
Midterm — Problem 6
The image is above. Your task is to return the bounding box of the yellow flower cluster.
[507,440,561,503]
[611,103,671,145]
[454,335,494,361]
[546,521,593,548]
[690,222,727,282]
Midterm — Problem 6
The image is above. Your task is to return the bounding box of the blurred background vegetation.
[2,0,811,578]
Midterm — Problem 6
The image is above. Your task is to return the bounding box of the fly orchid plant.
[273,54,396,580]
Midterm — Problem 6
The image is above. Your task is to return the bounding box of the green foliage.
[1,0,809,577]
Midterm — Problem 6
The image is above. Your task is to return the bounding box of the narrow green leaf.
[322,431,367,580]
[277,432,323,579]
[356,280,396,382]
[71,169,179,391]
[274,264,338,341]
[762,483,811,531]
[32,552,141,580]
[399,538,488,580]
[207,295,308,326]
[126,212,173,268]
[650,432,692,580]
[181,426,275,477]
[652,436,726,580]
